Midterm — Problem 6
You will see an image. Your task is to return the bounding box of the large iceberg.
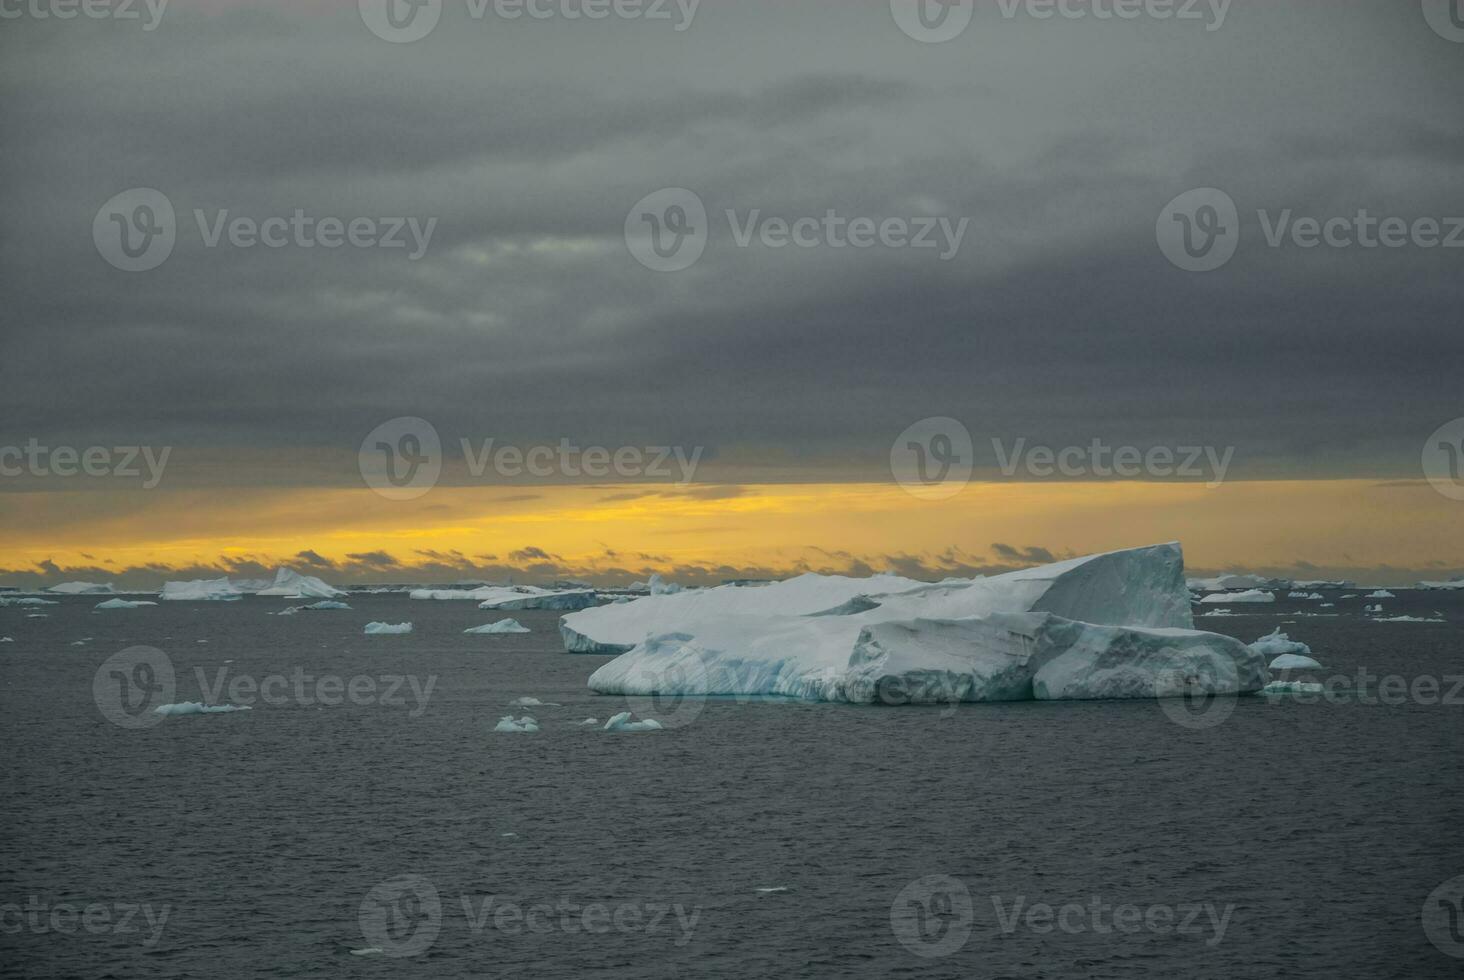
[161,577,247,601]
[575,543,1266,704]
[255,568,347,599]
[48,581,116,595]
[409,584,596,609]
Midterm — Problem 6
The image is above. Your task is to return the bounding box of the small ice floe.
[1198,589,1274,604]
[1340,594,1358,600]
[1364,590,1395,599]
[508,696,560,708]
[1198,609,1239,617]
[196,639,208,644]
[153,702,252,716]
[278,600,352,615]
[364,622,413,635]
[349,948,384,957]
[756,887,790,894]
[26,613,47,619]
[1371,615,1446,624]
[0,637,13,643]
[603,711,663,732]
[1248,629,1323,670]
[1261,681,1325,696]
[464,619,530,635]
[576,718,599,726]
[0,597,58,606]
[1287,592,1325,600]
[494,715,539,733]
[94,599,157,610]
[70,641,86,646]
[1364,604,1383,614]
[501,832,518,838]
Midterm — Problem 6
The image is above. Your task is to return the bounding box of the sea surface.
[2,590,1462,978]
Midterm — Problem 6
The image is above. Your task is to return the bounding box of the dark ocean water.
[2,590,1462,979]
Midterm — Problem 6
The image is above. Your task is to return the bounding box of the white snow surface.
[579,543,1263,703]
[1198,589,1275,605]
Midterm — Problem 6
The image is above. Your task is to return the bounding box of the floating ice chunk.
[756,887,790,894]
[0,637,12,643]
[1417,579,1464,591]
[508,696,559,707]
[1287,592,1325,600]
[364,622,413,635]
[576,718,599,726]
[1260,681,1324,696]
[154,702,252,716]
[349,948,384,956]
[0,597,58,606]
[1198,589,1274,604]
[603,711,663,732]
[465,619,530,635]
[255,568,347,598]
[162,577,246,601]
[48,581,115,595]
[94,598,157,610]
[1248,628,1321,667]
[1371,615,1446,623]
[494,715,539,733]
[1364,590,1396,599]
[476,586,596,611]
[278,600,352,615]
[1364,604,1383,613]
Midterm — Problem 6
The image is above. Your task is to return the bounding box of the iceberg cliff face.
[579,544,1263,704]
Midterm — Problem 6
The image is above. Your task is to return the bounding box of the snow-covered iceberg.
[364,622,413,635]
[465,619,530,635]
[48,581,115,595]
[94,598,157,610]
[1417,579,1464,591]
[1248,629,1322,670]
[0,597,58,606]
[1187,574,1287,592]
[476,586,596,611]
[576,543,1266,704]
[1198,589,1274,605]
[255,568,347,599]
[161,577,246,601]
[1364,590,1396,599]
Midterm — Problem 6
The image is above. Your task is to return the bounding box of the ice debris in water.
[1260,681,1325,696]
[603,712,664,732]
[464,619,530,634]
[364,622,413,635]
[154,702,252,716]
[508,696,560,707]
[494,715,540,733]
[94,598,157,610]
[1248,629,1323,670]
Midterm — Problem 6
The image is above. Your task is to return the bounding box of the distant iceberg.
[48,581,115,595]
[494,715,539,733]
[364,622,413,635]
[94,598,157,610]
[465,619,530,635]
[154,702,252,716]
[1286,591,1324,600]
[1261,680,1324,696]
[0,597,58,606]
[1187,574,1287,592]
[1363,590,1396,599]
[576,544,1266,704]
[409,584,596,609]
[1417,579,1464,591]
[1371,614,1446,624]
[255,568,347,599]
[603,711,664,732]
[1198,589,1274,605]
[161,577,246,601]
[278,600,352,614]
